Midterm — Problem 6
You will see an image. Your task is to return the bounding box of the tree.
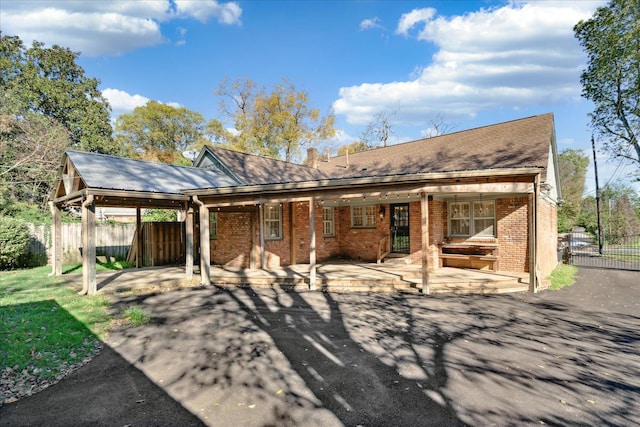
[557,149,590,231]
[0,110,69,209]
[609,194,640,242]
[360,110,396,148]
[208,78,336,162]
[337,140,369,156]
[578,181,640,236]
[115,101,207,164]
[423,114,456,138]
[0,33,116,154]
[574,0,640,173]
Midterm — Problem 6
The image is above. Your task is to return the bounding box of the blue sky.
[2,0,637,194]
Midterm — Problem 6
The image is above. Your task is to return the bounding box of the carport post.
[193,196,210,285]
[420,191,430,295]
[185,204,194,281]
[49,201,62,277]
[81,195,96,295]
[136,207,143,269]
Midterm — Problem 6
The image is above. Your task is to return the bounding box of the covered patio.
[60,262,530,295]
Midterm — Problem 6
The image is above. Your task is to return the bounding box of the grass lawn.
[0,261,136,401]
[547,263,578,290]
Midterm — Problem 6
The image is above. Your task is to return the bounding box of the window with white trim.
[449,200,495,237]
[351,205,376,228]
[209,212,218,240]
[264,203,282,240]
[323,207,335,236]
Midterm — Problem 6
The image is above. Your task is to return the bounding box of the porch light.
[379,205,386,220]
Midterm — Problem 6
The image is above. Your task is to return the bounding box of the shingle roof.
[201,146,330,185]
[316,113,554,181]
[65,150,238,194]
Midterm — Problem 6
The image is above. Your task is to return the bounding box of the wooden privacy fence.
[127,222,186,267]
[28,223,137,266]
[28,222,187,267]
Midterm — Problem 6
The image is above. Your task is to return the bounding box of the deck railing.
[377,234,390,264]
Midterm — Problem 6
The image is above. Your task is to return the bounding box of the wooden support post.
[136,207,143,268]
[528,182,538,293]
[49,202,62,276]
[81,195,96,295]
[259,204,265,269]
[309,198,317,291]
[197,201,211,286]
[249,210,257,269]
[185,204,194,281]
[290,202,297,264]
[420,192,430,295]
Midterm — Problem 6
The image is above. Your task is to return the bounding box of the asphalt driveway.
[2,267,639,426]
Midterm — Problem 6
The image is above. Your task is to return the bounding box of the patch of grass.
[121,306,151,327]
[0,266,112,379]
[547,263,578,290]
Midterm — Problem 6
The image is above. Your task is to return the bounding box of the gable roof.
[63,150,238,195]
[196,146,329,185]
[316,113,555,182]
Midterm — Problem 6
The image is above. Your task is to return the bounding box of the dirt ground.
[2,266,638,426]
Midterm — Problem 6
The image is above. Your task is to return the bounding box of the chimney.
[307,147,318,169]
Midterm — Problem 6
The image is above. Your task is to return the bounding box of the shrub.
[0,216,31,269]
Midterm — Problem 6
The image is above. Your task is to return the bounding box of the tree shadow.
[107,284,640,426]
[0,300,203,426]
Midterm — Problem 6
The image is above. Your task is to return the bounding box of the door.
[390,203,410,253]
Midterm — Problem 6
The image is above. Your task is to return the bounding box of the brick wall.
[210,210,255,268]
[496,197,529,272]
[208,196,546,274]
[336,204,387,261]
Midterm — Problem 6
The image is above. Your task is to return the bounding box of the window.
[209,212,218,240]
[351,205,376,228]
[473,201,495,236]
[449,200,495,237]
[264,203,282,240]
[323,207,335,236]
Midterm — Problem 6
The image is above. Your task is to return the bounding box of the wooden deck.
[61,263,530,295]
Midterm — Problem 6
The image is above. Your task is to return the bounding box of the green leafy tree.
[0,110,69,209]
[337,140,369,156]
[0,33,116,154]
[115,100,207,164]
[0,215,31,269]
[208,77,336,162]
[574,0,640,173]
[557,149,590,232]
[609,194,640,242]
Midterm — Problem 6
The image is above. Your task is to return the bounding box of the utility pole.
[592,135,604,255]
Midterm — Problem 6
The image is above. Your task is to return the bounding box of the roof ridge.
[326,112,553,161]
[65,149,216,172]
[206,145,315,169]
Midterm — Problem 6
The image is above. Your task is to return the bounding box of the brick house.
[51,113,561,294]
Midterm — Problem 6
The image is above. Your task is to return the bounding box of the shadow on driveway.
[2,267,639,426]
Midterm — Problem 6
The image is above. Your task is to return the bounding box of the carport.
[50,150,237,294]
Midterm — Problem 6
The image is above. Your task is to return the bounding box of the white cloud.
[359,17,384,31]
[334,1,603,125]
[0,0,242,56]
[102,88,150,115]
[174,0,242,24]
[395,8,436,36]
[103,88,185,119]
